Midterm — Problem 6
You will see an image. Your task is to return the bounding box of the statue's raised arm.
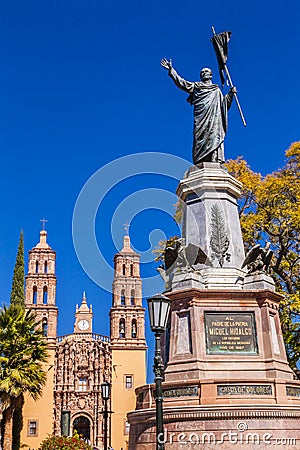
[160,59,236,165]
[161,58,195,94]
[160,58,172,71]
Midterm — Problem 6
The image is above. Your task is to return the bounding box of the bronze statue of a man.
[161,58,236,165]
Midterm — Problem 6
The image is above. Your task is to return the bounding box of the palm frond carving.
[210,203,231,267]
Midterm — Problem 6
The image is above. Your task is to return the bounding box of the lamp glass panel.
[101,382,110,400]
[153,300,161,328]
[160,301,170,328]
[148,300,154,328]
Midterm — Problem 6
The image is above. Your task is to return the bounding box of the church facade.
[21,229,147,450]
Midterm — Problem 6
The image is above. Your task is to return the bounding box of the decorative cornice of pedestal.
[244,272,275,292]
[129,404,300,425]
[200,267,245,290]
[166,287,282,304]
[171,271,205,291]
[176,163,243,201]
[171,267,247,291]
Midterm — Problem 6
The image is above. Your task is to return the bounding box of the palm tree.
[0,304,48,450]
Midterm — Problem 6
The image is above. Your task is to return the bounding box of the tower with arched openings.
[110,234,147,449]
[22,229,58,447]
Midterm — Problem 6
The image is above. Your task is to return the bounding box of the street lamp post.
[101,381,111,450]
[147,293,171,450]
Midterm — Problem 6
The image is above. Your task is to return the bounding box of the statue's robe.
[169,67,233,164]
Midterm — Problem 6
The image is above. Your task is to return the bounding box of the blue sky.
[0,1,299,381]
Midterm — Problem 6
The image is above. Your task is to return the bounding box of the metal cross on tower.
[40,218,48,230]
[123,222,130,235]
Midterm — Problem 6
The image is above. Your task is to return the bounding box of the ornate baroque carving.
[53,334,111,438]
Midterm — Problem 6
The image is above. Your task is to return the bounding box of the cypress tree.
[10,231,25,449]
[10,231,25,309]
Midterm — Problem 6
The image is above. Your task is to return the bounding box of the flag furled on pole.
[211,31,232,86]
[211,27,247,126]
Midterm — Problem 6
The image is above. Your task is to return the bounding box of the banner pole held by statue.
[211,26,247,127]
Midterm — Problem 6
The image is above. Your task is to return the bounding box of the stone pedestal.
[244,272,275,291]
[128,164,300,449]
[163,288,293,382]
[128,285,300,449]
[129,402,300,449]
[177,163,245,271]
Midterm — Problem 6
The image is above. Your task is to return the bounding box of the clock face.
[78,319,89,331]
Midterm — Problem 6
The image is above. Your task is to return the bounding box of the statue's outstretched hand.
[230,86,237,95]
[160,58,172,70]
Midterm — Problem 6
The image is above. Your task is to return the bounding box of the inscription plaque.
[163,386,198,398]
[217,384,272,396]
[205,312,258,354]
[286,386,300,397]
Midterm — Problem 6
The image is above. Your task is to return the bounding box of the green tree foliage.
[9,232,26,449]
[0,305,48,450]
[10,232,25,309]
[39,434,93,450]
[225,142,300,369]
[153,235,179,263]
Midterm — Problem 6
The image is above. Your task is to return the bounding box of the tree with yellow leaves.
[225,142,300,369]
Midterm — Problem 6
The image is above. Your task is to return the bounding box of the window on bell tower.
[33,286,37,304]
[130,289,135,305]
[131,319,137,338]
[130,264,133,276]
[44,261,48,273]
[121,289,125,305]
[43,286,48,304]
[122,263,126,275]
[119,318,125,338]
[42,318,48,337]
[35,261,39,273]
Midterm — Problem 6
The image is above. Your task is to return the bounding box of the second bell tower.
[110,233,147,450]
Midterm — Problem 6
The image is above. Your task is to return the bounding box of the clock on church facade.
[74,293,92,333]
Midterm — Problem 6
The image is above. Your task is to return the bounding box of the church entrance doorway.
[73,416,91,441]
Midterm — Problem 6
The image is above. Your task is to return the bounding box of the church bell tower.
[25,228,58,347]
[110,233,147,449]
[22,227,58,447]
